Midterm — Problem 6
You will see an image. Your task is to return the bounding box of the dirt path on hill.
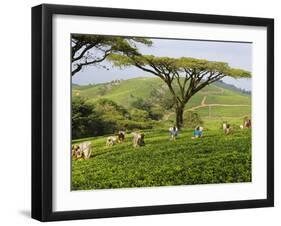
[163,87,249,120]
[188,87,250,111]
[188,103,250,111]
[201,96,207,105]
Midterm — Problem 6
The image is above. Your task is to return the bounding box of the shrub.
[131,98,152,112]
[130,108,149,121]
[72,97,104,139]
[184,111,203,128]
[131,98,164,120]
[149,106,164,120]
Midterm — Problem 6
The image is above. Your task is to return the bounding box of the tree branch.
[72,50,111,76]
[72,41,86,59]
[72,42,101,63]
[134,62,160,77]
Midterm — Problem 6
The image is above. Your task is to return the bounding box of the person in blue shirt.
[192,126,203,139]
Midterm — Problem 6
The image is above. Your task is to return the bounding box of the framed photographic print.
[32,4,274,221]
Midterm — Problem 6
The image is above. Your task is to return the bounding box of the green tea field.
[72,128,251,190]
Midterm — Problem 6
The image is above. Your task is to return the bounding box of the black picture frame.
[32,3,274,222]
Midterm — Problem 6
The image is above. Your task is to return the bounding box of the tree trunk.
[175,104,184,129]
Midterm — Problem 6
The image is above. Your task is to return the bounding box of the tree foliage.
[72,97,103,139]
[109,54,251,128]
[131,97,164,120]
[71,34,152,76]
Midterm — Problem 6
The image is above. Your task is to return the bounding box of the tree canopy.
[71,34,152,76]
[109,54,251,128]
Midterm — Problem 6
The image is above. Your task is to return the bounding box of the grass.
[72,128,251,190]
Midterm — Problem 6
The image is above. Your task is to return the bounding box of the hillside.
[72,77,251,120]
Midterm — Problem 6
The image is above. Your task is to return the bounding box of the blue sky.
[72,38,252,91]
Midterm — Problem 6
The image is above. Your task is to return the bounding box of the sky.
[72,38,252,91]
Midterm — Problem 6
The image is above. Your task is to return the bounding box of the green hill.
[73,77,165,107]
[72,77,251,121]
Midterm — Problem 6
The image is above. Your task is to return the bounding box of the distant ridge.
[214,80,251,95]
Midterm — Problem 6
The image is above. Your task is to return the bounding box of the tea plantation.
[72,128,251,190]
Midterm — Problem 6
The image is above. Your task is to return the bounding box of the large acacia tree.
[71,34,152,76]
[109,54,251,129]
